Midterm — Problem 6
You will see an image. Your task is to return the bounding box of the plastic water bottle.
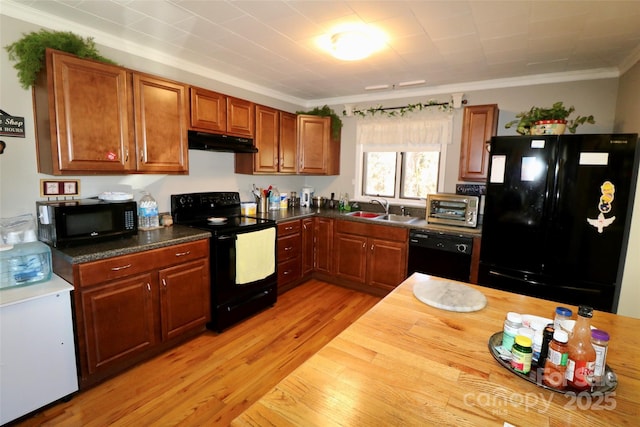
[138,192,159,229]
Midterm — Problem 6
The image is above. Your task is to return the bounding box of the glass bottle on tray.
[565,305,596,391]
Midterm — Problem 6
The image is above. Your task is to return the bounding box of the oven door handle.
[217,235,236,240]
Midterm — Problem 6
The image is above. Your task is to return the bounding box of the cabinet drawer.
[153,239,209,267]
[278,234,301,262]
[278,258,301,286]
[278,220,301,237]
[78,251,155,287]
[77,239,209,287]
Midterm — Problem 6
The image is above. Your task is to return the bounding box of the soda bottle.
[565,305,596,391]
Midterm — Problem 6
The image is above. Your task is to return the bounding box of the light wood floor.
[14,280,381,426]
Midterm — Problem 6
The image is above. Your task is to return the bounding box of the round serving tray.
[488,332,617,394]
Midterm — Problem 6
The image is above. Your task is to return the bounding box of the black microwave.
[36,199,137,247]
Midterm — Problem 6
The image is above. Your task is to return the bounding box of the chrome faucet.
[370,198,390,215]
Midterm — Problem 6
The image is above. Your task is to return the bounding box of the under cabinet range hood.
[187,131,258,153]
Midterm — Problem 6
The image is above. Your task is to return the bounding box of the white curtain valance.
[357,112,453,147]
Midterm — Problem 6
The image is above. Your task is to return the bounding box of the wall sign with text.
[0,109,25,138]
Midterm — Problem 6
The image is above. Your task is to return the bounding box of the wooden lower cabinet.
[301,218,315,276]
[81,273,157,375]
[279,217,334,292]
[277,220,303,293]
[57,239,210,389]
[314,217,333,275]
[159,260,210,340]
[334,220,408,294]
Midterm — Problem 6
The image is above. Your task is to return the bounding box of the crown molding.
[308,68,620,108]
[619,45,640,75]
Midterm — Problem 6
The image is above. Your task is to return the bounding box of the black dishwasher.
[408,229,473,282]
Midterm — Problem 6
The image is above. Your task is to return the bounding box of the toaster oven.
[426,193,479,228]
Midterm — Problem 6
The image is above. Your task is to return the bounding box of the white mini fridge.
[1,275,78,424]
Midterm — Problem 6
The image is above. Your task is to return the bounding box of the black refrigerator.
[478,134,639,312]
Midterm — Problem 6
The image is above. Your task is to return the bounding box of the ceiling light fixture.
[364,84,390,91]
[397,79,426,87]
[317,24,387,61]
[330,31,373,61]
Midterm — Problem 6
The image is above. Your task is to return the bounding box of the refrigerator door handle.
[488,270,603,294]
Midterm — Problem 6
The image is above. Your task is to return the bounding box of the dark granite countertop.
[52,208,480,266]
[52,225,211,264]
[252,207,482,238]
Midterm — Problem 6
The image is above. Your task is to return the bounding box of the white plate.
[98,192,133,201]
[207,217,227,224]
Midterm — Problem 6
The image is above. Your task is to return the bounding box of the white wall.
[614,60,640,319]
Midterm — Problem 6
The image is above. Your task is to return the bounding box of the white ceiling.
[5,0,640,107]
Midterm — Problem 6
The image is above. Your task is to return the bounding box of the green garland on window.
[348,100,453,118]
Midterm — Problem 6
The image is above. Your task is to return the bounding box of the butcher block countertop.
[233,273,640,426]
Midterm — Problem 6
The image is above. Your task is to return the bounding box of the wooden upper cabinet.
[33,49,134,175]
[459,104,498,182]
[234,108,298,174]
[253,105,279,173]
[279,111,298,173]
[297,114,340,175]
[133,73,189,174]
[226,96,254,137]
[189,86,226,133]
[33,49,188,175]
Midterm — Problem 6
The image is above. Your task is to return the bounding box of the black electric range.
[171,192,277,331]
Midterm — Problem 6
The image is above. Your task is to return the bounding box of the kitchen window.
[355,112,452,205]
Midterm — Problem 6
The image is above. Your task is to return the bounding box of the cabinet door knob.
[146,283,151,292]
[162,278,167,287]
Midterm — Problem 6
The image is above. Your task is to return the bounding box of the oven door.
[209,225,277,331]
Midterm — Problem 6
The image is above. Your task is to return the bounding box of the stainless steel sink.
[345,211,418,224]
[373,214,419,224]
[345,211,383,219]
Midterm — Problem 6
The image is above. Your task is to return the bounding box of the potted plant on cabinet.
[505,102,595,135]
[4,29,116,89]
[297,105,343,140]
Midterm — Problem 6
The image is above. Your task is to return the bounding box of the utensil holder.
[257,196,268,213]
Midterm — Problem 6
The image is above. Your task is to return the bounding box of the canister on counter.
[511,335,533,374]
[591,329,610,385]
[502,312,522,351]
[553,307,573,331]
[543,329,569,389]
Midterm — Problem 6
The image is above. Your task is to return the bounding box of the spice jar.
[553,306,573,331]
[543,329,569,389]
[502,312,522,351]
[511,335,533,374]
[591,329,610,385]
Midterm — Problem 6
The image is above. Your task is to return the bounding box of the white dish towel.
[235,228,276,285]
